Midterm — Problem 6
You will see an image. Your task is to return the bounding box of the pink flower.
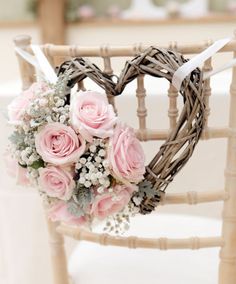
[70,90,117,142]
[4,151,30,186]
[8,82,51,125]
[48,201,87,226]
[91,184,135,220]
[17,166,30,186]
[39,165,75,201]
[108,123,145,184]
[35,123,86,165]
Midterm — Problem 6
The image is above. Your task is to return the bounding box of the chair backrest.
[14,34,236,284]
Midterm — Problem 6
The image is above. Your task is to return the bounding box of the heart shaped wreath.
[7,47,205,233]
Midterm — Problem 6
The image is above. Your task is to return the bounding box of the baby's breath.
[74,138,111,191]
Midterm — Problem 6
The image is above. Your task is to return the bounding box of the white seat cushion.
[69,213,221,284]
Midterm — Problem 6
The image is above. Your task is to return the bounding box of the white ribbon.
[31,45,58,84]
[172,37,232,91]
[15,45,57,84]
[203,56,236,79]
[15,46,40,70]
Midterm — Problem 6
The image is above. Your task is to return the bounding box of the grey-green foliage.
[67,186,94,218]
[67,201,85,218]
[9,131,26,149]
[73,185,93,211]
[138,180,158,199]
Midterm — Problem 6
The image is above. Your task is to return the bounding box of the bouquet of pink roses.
[6,80,146,233]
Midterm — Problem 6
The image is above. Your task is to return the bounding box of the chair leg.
[219,34,236,284]
[47,219,70,284]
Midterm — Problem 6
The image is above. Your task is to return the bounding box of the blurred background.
[0,1,236,284]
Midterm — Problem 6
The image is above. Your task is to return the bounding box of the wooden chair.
[13,34,236,284]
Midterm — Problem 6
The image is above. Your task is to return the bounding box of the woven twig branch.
[57,46,205,215]
[57,57,116,95]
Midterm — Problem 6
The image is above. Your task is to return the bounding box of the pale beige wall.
[0,0,33,21]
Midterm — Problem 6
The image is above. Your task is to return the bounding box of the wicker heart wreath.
[57,47,205,213]
[7,46,205,233]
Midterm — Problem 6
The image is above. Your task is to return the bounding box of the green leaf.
[30,159,44,169]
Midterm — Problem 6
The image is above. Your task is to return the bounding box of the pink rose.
[91,184,135,220]
[108,123,145,184]
[48,201,87,226]
[4,151,30,186]
[39,165,75,200]
[8,82,51,125]
[70,90,117,142]
[17,165,30,186]
[35,122,86,165]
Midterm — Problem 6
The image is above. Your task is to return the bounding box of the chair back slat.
[168,83,178,130]
[14,35,35,90]
[202,57,213,128]
[77,80,86,92]
[101,54,117,112]
[57,224,224,250]
[136,75,147,133]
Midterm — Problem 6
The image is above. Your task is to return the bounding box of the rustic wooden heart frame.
[57,46,205,215]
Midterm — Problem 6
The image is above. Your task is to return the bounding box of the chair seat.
[69,213,221,284]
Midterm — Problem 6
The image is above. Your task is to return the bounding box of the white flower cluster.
[26,92,70,128]
[75,139,111,192]
[16,146,40,165]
